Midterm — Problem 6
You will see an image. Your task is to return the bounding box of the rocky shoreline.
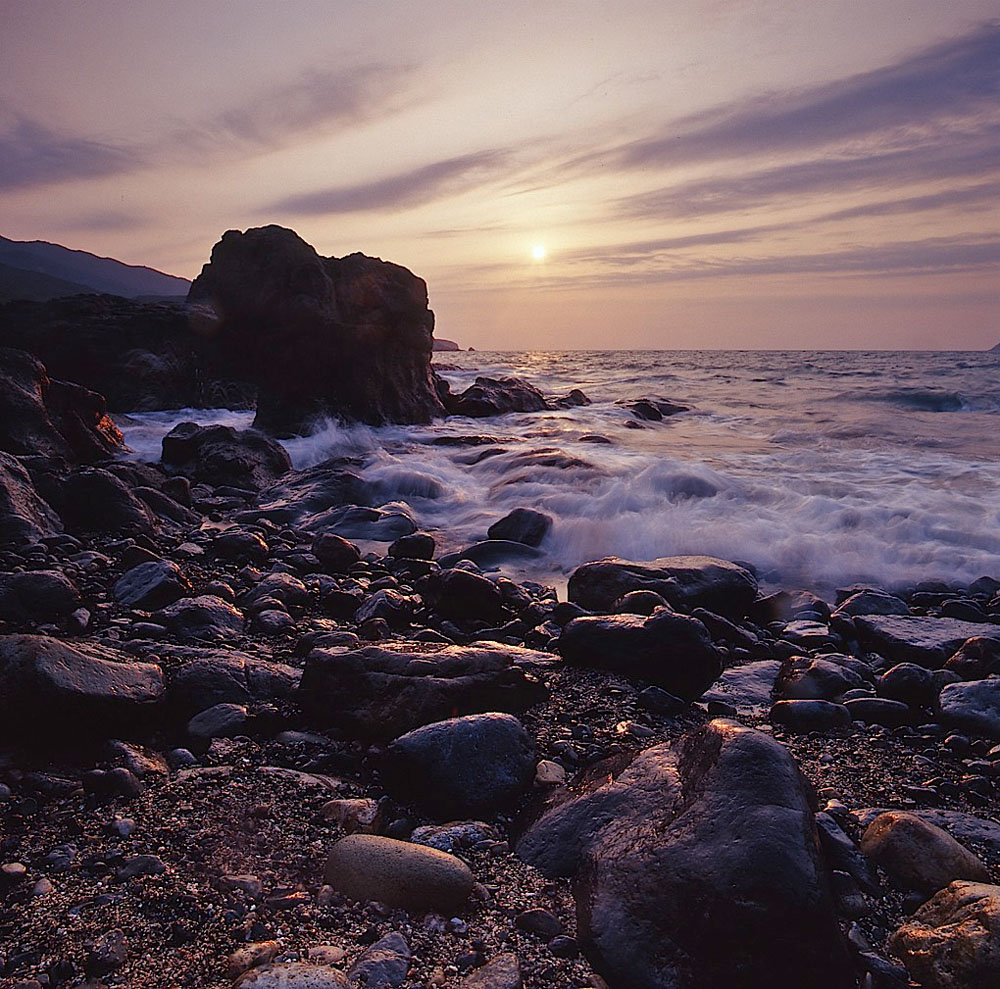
[2,227,999,988]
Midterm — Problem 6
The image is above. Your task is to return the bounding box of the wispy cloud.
[271,150,509,215]
[617,21,1000,168]
[0,111,141,191]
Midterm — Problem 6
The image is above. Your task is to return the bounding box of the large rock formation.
[187,226,445,435]
[0,347,122,463]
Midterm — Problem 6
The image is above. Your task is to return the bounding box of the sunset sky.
[2,1,998,350]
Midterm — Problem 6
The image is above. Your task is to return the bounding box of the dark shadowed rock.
[568,555,758,618]
[854,614,1000,668]
[775,655,866,700]
[311,532,361,572]
[383,713,535,818]
[212,529,269,563]
[165,650,299,718]
[113,560,191,610]
[769,699,852,732]
[161,421,291,490]
[0,294,254,411]
[0,347,122,462]
[240,461,369,528]
[518,720,854,989]
[440,539,543,569]
[57,468,156,536]
[297,642,550,740]
[617,397,689,421]
[0,570,81,623]
[442,375,548,418]
[877,662,937,707]
[559,609,723,700]
[0,451,62,546]
[422,568,504,622]
[487,508,552,546]
[187,226,444,435]
[0,634,163,738]
[389,531,435,560]
[945,636,1000,679]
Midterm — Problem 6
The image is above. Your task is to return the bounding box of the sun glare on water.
[532,244,547,262]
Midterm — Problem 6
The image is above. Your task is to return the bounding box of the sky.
[1,0,998,350]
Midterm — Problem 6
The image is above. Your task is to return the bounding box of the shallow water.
[120,350,1000,594]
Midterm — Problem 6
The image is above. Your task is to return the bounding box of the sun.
[531,243,547,262]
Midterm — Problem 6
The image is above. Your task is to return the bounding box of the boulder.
[246,461,369,528]
[113,560,191,610]
[487,508,552,546]
[851,807,1000,856]
[0,347,122,463]
[165,650,299,718]
[0,570,81,623]
[888,881,1000,989]
[618,397,689,421]
[518,720,854,988]
[861,811,990,894]
[769,699,852,732]
[187,225,444,435]
[212,529,269,563]
[0,634,163,738]
[0,451,62,546]
[442,376,547,417]
[57,469,156,536]
[854,615,1000,668]
[567,555,758,618]
[559,609,723,700]
[297,642,550,740]
[346,932,410,988]
[457,953,521,989]
[311,532,361,572]
[831,589,911,618]
[388,532,435,560]
[701,659,782,716]
[877,662,937,707]
[945,637,1000,679]
[153,594,245,643]
[775,655,865,700]
[421,568,504,622]
[938,679,1000,737]
[161,421,291,490]
[323,834,474,913]
[383,713,534,818]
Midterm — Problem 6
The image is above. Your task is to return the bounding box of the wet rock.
[559,609,723,700]
[188,226,444,434]
[346,932,410,988]
[888,881,1000,989]
[567,555,758,618]
[618,397,689,421]
[246,462,369,529]
[854,615,1000,668]
[0,347,123,463]
[389,532,435,560]
[422,568,504,622]
[112,560,191,610]
[443,376,547,417]
[0,634,163,739]
[938,679,1000,737]
[323,834,474,912]
[383,713,534,818]
[311,532,361,572]
[520,720,854,988]
[702,659,782,716]
[0,569,81,623]
[161,421,290,490]
[153,594,245,642]
[861,810,990,894]
[831,589,911,618]
[0,452,62,547]
[487,508,552,547]
[320,504,416,541]
[441,539,543,569]
[297,642,549,740]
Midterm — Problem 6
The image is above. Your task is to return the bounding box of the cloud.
[617,21,1000,168]
[0,112,141,191]
[172,62,416,155]
[271,149,509,215]
[618,129,1000,219]
[817,181,1000,222]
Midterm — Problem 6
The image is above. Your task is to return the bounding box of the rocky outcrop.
[0,294,252,412]
[0,347,122,463]
[518,720,854,988]
[0,451,62,546]
[187,225,445,435]
[441,376,548,418]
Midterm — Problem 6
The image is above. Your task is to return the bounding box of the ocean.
[120,350,1000,595]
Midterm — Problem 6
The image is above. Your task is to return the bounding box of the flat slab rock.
[937,679,1000,738]
[702,659,783,715]
[297,641,553,740]
[854,615,1000,667]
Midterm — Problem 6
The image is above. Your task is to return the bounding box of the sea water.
[120,350,1000,595]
